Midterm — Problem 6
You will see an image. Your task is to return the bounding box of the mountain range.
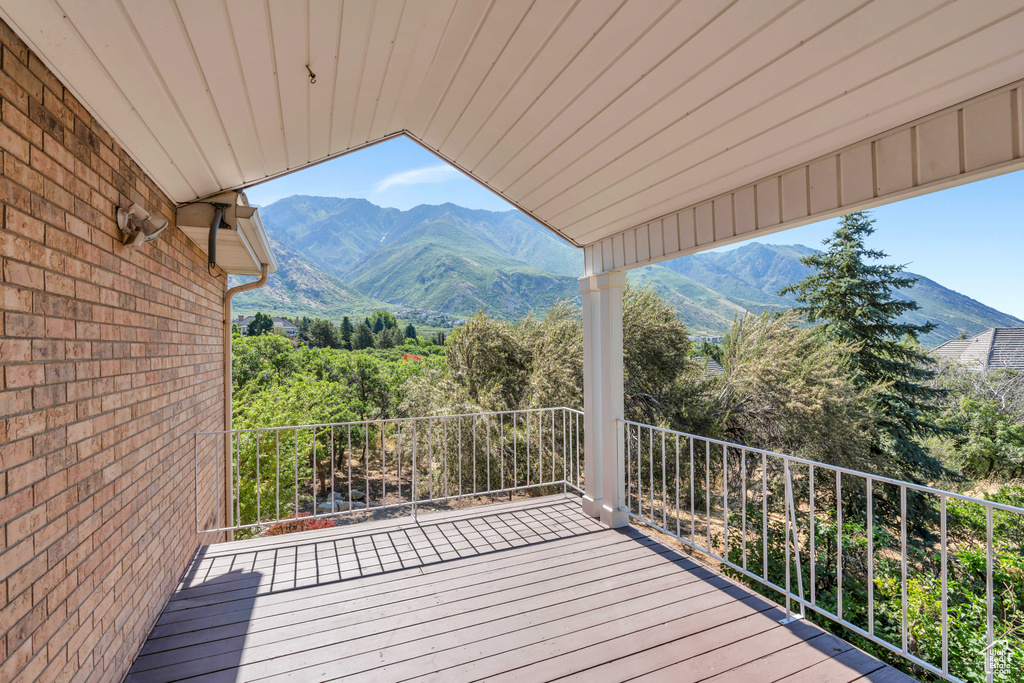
[233,196,1023,347]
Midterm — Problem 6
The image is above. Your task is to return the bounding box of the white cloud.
[373,164,459,194]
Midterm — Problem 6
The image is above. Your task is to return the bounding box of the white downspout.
[221,264,269,541]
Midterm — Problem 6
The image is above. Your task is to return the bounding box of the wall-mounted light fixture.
[117,203,168,247]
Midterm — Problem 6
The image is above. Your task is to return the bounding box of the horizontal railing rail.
[618,418,1024,683]
[195,407,583,536]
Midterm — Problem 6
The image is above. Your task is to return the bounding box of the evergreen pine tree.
[372,317,385,334]
[404,323,417,340]
[353,322,375,350]
[340,316,354,350]
[779,211,945,475]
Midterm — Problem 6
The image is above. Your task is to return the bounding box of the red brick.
[2,47,41,102]
[0,123,29,161]
[0,388,32,416]
[6,363,44,388]
[3,261,44,290]
[6,206,45,242]
[0,284,32,312]
[4,312,44,336]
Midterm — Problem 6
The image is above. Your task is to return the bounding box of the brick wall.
[0,20,226,683]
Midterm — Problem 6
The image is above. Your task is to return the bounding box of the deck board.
[128,494,918,682]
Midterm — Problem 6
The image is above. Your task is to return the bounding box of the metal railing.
[618,418,1024,683]
[195,407,583,535]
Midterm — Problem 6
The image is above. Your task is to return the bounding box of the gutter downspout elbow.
[221,263,270,542]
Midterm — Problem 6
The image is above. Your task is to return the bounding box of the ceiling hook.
[306,65,316,84]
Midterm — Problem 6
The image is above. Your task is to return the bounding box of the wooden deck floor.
[127,495,916,682]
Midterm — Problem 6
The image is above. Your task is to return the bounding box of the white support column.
[596,272,627,527]
[579,275,603,518]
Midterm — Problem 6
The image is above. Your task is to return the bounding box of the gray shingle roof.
[932,327,1024,371]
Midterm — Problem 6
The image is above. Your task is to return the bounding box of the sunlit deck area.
[126,495,913,683]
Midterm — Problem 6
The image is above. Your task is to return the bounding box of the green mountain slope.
[344,218,577,318]
[237,195,1022,347]
[648,242,1023,345]
[230,237,385,318]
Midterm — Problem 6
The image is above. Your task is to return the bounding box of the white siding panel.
[537,0,931,229]
[808,157,838,215]
[916,111,960,184]
[434,0,573,152]
[678,209,696,250]
[695,202,714,246]
[60,0,219,194]
[369,0,433,141]
[555,0,1024,242]
[470,1,672,182]
[622,229,635,267]
[649,219,664,259]
[713,197,733,242]
[125,0,245,188]
[308,0,345,161]
[780,168,807,223]
[456,0,622,170]
[422,0,533,146]
[0,0,195,200]
[350,1,408,146]
[505,0,734,204]
[963,90,1014,172]
[840,142,874,205]
[613,232,626,269]
[226,0,289,175]
[636,224,650,263]
[734,185,756,235]
[663,213,680,254]
[755,179,780,229]
[330,0,376,153]
[406,0,492,138]
[875,129,913,196]
[268,2,310,167]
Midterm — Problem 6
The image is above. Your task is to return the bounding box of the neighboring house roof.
[932,328,1024,372]
[693,357,724,376]
[236,315,298,332]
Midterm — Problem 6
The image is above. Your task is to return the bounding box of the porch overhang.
[3,0,1023,271]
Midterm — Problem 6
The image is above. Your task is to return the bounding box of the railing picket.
[809,464,815,608]
[277,430,282,520]
[662,430,667,529]
[741,449,747,572]
[675,435,680,538]
[689,436,695,544]
[986,506,994,683]
[762,451,767,582]
[901,484,908,654]
[837,472,843,622]
[723,445,729,558]
[868,479,874,637]
[706,439,711,551]
[941,495,948,676]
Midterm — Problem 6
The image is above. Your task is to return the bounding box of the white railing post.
[579,275,603,518]
[597,271,627,528]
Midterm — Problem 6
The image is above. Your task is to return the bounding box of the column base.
[581,495,602,518]
[600,505,629,528]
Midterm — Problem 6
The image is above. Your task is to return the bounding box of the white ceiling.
[5,0,1024,248]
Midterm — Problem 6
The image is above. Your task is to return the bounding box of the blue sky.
[245,136,1024,319]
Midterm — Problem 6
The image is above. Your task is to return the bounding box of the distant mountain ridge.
[232,195,1023,347]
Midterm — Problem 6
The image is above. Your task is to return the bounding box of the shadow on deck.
[126,495,915,682]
